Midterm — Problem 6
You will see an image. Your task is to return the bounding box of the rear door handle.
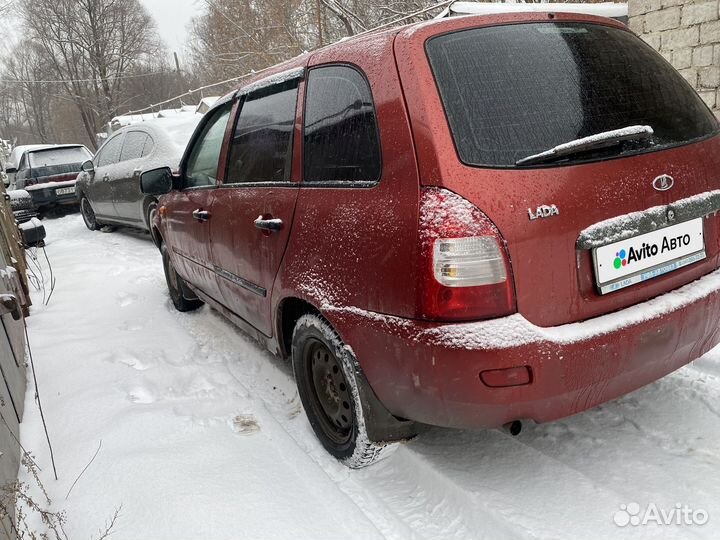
[192,209,210,222]
[254,216,283,232]
[103,175,110,182]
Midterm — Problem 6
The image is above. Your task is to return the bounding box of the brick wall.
[628,0,720,115]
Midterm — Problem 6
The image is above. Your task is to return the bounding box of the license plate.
[593,218,705,294]
[56,186,75,196]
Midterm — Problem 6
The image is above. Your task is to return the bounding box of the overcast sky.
[140,0,203,60]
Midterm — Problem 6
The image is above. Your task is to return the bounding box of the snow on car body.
[135,12,720,467]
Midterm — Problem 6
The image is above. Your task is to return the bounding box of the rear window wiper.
[515,125,655,167]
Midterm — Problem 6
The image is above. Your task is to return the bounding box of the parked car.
[5,144,55,190]
[76,116,202,236]
[141,12,720,468]
[11,145,93,216]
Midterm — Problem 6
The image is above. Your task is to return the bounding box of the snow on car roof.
[7,144,55,168]
[129,114,203,150]
[436,2,628,20]
[27,144,87,154]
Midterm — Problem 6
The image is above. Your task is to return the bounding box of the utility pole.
[316,0,323,47]
[174,52,184,100]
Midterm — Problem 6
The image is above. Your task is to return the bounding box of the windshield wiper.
[515,125,655,167]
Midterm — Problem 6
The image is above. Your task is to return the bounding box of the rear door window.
[303,66,381,183]
[120,132,149,162]
[426,22,719,168]
[226,80,299,183]
[142,136,155,157]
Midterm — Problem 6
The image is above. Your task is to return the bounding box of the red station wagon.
[140,12,720,467]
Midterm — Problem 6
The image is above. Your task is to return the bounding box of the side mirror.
[141,167,173,195]
[5,167,16,175]
[81,160,95,175]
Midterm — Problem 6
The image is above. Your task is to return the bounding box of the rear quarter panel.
[272,32,422,328]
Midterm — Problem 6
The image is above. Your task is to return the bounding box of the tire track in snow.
[169,306,424,540]
[41,216,720,540]
[169,306,545,540]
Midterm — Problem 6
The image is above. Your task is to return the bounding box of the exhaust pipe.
[503,420,522,436]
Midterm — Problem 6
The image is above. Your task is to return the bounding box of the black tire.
[145,201,159,245]
[161,243,203,312]
[80,197,99,231]
[292,314,397,468]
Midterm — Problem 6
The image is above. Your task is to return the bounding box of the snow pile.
[18,217,43,232]
[7,189,31,202]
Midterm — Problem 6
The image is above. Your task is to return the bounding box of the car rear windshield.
[426,22,720,168]
[28,147,92,168]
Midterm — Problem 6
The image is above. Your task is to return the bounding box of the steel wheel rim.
[305,339,353,445]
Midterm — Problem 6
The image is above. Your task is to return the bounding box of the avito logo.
[613,234,692,271]
[613,249,628,269]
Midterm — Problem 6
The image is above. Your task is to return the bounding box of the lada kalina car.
[140,12,720,467]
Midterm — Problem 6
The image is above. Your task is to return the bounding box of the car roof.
[27,144,88,154]
[8,144,55,167]
[114,113,203,149]
[435,2,627,20]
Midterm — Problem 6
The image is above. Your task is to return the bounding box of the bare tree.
[2,40,56,143]
[18,0,165,148]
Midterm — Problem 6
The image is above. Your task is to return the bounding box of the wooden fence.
[0,181,30,539]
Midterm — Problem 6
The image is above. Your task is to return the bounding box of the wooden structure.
[0,166,29,538]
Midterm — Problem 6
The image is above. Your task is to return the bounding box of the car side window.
[96,135,124,168]
[120,132,149,162]
[141,136,155,157]
[184,104,232,189]
[303,65,381,183]
[226,81,299,183]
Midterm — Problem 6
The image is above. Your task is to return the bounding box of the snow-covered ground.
[19,215,720,539]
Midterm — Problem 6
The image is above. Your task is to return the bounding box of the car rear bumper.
[327,268,720,430]
[27,184,78,208]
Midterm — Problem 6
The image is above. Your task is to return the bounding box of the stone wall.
[628,0,720,115]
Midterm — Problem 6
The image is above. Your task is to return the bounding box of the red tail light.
[49,174,77,183]
[417,187,516,321]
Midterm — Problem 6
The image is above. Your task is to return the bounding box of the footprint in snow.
[117,321,143,332]
[117,292,138,308]
[231,414,260,435]
[106,349,160,371]
[128,387,156,404]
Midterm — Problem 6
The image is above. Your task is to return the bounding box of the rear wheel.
[80,197,99,231]
[161,244,203,312]
[292,314,398,468]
